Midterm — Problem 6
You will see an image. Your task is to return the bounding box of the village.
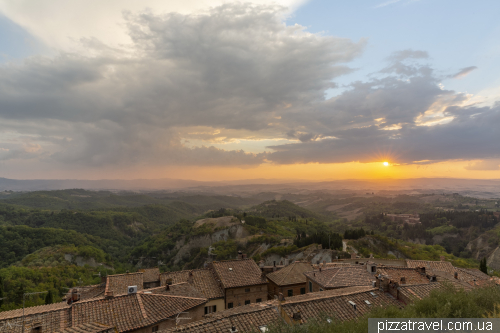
[1,250,499,333]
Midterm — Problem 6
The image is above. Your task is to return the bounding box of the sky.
[0,0,499,181]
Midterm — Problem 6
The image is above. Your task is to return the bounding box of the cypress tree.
[479,258,488,274]
[0,275,3,307]
[45,289,54,305]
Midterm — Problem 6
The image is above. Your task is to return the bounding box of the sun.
[383,162,389,167]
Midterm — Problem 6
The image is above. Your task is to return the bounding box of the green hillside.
[249,200,326,221]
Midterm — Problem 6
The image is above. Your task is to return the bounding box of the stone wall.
[268,281,306,298]
[225,284,268,309]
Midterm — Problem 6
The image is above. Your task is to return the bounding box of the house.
[71,289,207,332]
[266,261,313,298]
[105,272,144,297]
[160,269,225,314]
[376,267,431,286]
[208,259,268,309]
[140,268,161,289]
[0,301,71,333]
[279,286,403,324]
[163,301,280,332]
[0,285,208,333]
[56,323,114,333]
[397,282,472,304]
[405,259,456,274]
[304,265,377,293]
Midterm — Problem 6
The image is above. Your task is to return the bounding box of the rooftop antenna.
[22,291,48,333]
[167,311,192,326]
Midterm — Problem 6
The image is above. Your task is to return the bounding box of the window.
[309,281,313,292]
[204,305,217,314]
[152,326,159,332]
[287,289,293,297]
[228,302,234,309]
[31,327,42,333]
[319,288,324,292]
[245,288,250,292]
[300,288,306,295]
[245,300,251,305]
[256,298,262,303]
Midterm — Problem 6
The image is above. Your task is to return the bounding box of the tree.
[45,289,54,305]
[0,275,3,307]
[480,257,488,275]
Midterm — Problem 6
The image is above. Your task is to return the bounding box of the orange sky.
[23,159,494,181]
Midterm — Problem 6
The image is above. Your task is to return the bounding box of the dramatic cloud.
[0,0,309,51]
[0,3,363,168]
[0,2,498,176]
[265,56,500,165]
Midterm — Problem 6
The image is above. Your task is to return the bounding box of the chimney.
[351,253,356,259]
[242,253,247,259]
[319,267,322,272]
[440,256,445,261]
[259,260,265,268]
[105,291,114,299]
[238,251,243,260]
[280,260,283,266]
[166,284,170,291]
[284,258,290,266]
[323,260,326,265]
[188,271,194,284]
[369,253,373,259]
[454,272,458,279]
[292,311,302,323]
[72,289,79,302]
[230,326,238,333]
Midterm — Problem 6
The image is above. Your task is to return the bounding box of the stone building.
[208,259,268,309]
[139,268,161,289]
[266,261,312,298]
[160,269,225,314]
[304,265,377,293]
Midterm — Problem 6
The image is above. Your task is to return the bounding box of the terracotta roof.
[64,284,106,302]
[0,301,69,320]
[146,282,205,299]
[56,322,113,333]
[398,280,472,303]
[72,292,206,332]
[210,259,267,289]
[312,262,355,269]
[267,262,313,286]
[456,268,490,281]
[280,286,374,302]
[160,269,224,299]
[140,268,160,283]
[304,266,376,289]
[106,272,144,296]
[163,302,280,332]
[405,260,455,275]
[280,287,402,324]
[377,267,430,285]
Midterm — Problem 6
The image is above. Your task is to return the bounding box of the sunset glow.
[0,1,498,181]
